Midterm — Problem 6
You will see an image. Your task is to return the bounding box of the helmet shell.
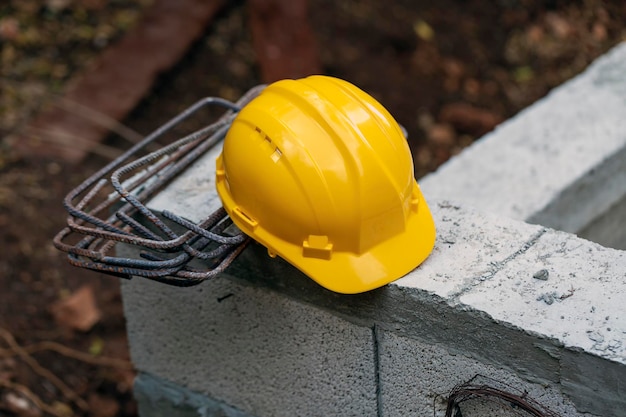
[216,76,435,293]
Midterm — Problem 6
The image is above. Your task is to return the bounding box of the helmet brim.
[219,173,436,294]
[281,182,436,294]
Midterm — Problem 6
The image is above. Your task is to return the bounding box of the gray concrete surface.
[378,331,587,417]
[122,200,626,416]
[120,256,378,417]
[420,41,626,249]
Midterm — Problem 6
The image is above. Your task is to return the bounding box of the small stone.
[533,269,549,280]
[537,292,556,305]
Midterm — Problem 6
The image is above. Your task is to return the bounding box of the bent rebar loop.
[54,86,265,285]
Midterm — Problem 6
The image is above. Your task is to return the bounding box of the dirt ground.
[1,1,625,416]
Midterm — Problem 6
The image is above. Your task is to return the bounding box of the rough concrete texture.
[457,227,626,365]
[378,330,588,417]
[124,195,626,415]
[120,265,378,417]
[420,42,626,244]
[223,201,626,416]
[395,203,626,368]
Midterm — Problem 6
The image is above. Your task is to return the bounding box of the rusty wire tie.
[54,86,265,286]
[443,374,561,417]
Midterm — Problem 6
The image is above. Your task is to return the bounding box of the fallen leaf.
[51,401,73,417]
[513,65,535,83]
[89,337,104,356]
[50,286,101,332]
[413,19,434,41]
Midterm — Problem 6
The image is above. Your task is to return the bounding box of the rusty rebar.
[54,86,265,285]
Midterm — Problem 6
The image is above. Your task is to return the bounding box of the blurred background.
[1,0,625,415]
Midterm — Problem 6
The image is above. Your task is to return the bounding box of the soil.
[1,0,625,416]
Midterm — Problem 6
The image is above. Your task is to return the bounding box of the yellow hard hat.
[215,75,435,294]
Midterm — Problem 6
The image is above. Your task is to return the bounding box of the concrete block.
[420,42,626,244]
[377,330,588,417]
[224,201,626,415]
[121,270,377,417]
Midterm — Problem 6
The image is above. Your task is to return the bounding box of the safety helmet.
[215,75,435,294]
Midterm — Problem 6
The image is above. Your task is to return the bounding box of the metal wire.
[54,86,265,286]
[443,375,562,417]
